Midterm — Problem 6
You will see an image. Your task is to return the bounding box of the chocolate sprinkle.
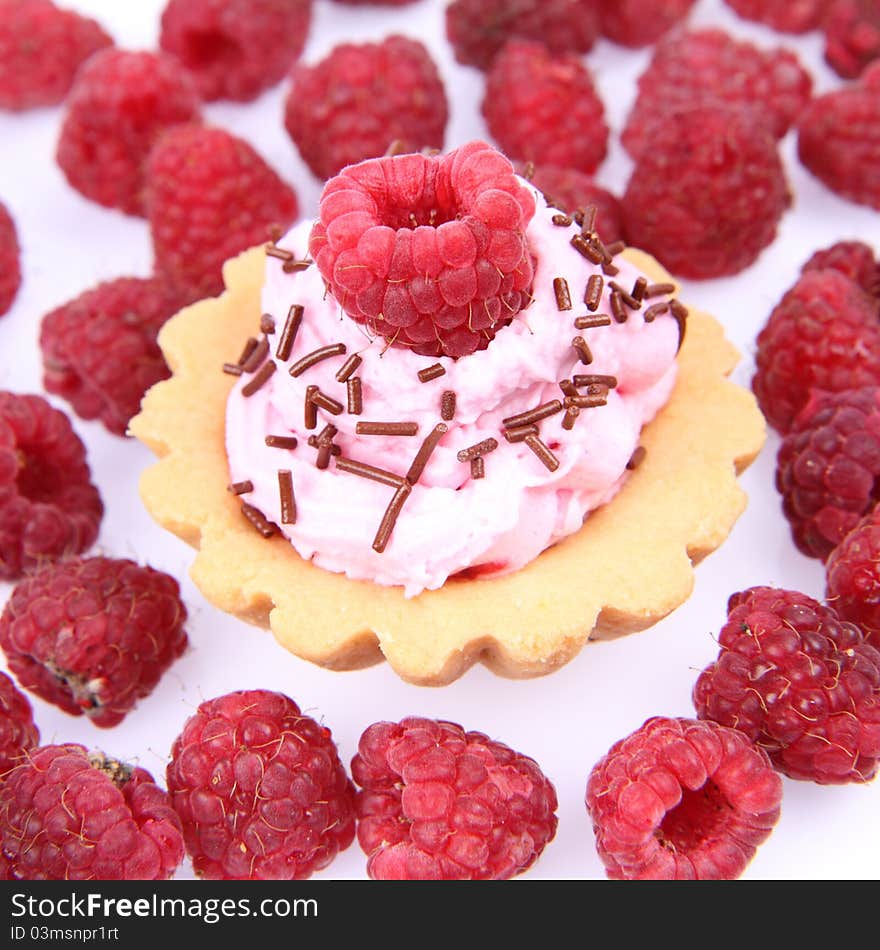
[503,423,539,443]
[524,435,559,472]
[282,259,312,274]
[562,406,579,430]
[627,446,647,471]
[440,390,456,421]
[605,240,626,257]
[307,435,341,457]
[406,423,448,484]
[552,213,573,227]
[417,363,446,383]
[227,480,254,495]
[335,353,362,383]
[610,290,627,324]
[503,400,562,429]
[669,299,689,350]
[470,457,485,479]
[602,261,620,277]
[311,389,344,416]
[347,376,363,415]
[260,313,276,334]
[237,337,258,367]
[265,434,298,449]
[276,304,304,361]
[632,277,648,302]
[336,457,406,489]
[241,360,276,397]
[573,373,617,389]
[241,502,278,538]
[646,282,676,298]
[580,205,598,236]
[584,274,604,312]
[559,379,578,397]
[456,437,498,463]
[522,160,536,180]
[553,277,572,311]
[566,391,607,409]
[356,421,419,436]
[241,336,270,373]
[643,301,669,323]
[288,342,347,378]
[372,482,412,553]
[278,470,296,524]
[266,245,293,263]
[571,234,603,264]
[609,281,641,311]
[223,362,244,376]
[574,313,611,330]
[572,336,593,365]
[304,384,318,429]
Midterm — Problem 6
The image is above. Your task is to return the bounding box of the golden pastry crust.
[130,246,765,685]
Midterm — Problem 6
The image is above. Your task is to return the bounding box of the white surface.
[0,0,878,881]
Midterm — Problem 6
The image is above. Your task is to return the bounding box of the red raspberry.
[0,392,102,580]
[598,0,697,48]
[147,125,299,300]
[0,201,21,317]
[622,104,789,279]
[482,41,607,176]
[284,36,448,181]
[160,0,312,102]
[522,164,623,244]
[798,62,880,210]
[333,0,418,4]
[695,587,880,784]
[824,0,880,77]
[776,386,880,560]
[0,0,112,111]
[40,277,188,437]
[826,504,880,647]
[0,671,38,777]
[56,49,202,218]
[0,557,188,728]
[352,717,557,880]
[167,690,355,880]
[622,29,813,159]
[586,717,782,880]
[0,744,184,880]
[723,0,830,32]
[446,0,601,70]
[802,240,880,297]
[753,270,880,434]
[309,142,536,359]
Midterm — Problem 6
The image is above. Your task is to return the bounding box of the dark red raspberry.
[776,386,880,560]
[0,392,102,580]
[284,36,448,181]
[482,40,607,175]
[798,62,880,210]
[623,104,789,279]
[824,0,880,77]
[167,690,355,880]
[147,125,298,300]
[0,744,184,880]
[309,142,536,359]
[802,240,880,297]
[723,0,830,32]
[0,671,38,777]
[446,0,601,70]
[160,0,311,102]
[353,717,557,880]
[695,587,880,784]
[598,0,697,47]
[522,164,623,244]
[0,557,188,728]
[622,29,813,159]
[586,717,782,880]
[753,270,880,434]
[56,49,202,217]
[332,0,417,4]
[0,202,21,317]
[40,276,188,437]
[0,0,112,111]
[827,504,880,647]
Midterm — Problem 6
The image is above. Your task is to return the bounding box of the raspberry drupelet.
[827,504,880,647]
[586,717,782,880]
[0,671,39,777]
[352,717,558,880]
[824,0,880,78]
[0,201,21,317]
[309,141,536,359]
[598,0,697,48]
[802,240,880,297]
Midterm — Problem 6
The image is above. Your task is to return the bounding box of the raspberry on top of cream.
[224,146,683,597]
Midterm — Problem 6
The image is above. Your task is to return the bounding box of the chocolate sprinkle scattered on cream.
[241,336,270,373]
[441,390,456,420]
[335,353,362,383]
[646,282,675,298]
[278,470,296,524]
[417,363,446,383]
[602,261,620,277]
[241,501,278,538]
[584,274,603,312]
[470,456,485,479]
[562,406,579,430]
[227,480,254,495]
[223,362,244,376]
[503,400,562,429]
[276,304,304,361]
[609,281,641,311]
[573,373,617,389]
[406,423,448,484]
[559,379,578,397]
[574,313,611,330]
[347,376,363,415]
[265,434,298,449]
[241,360,276,397]
[260,313,276,334]
[266,245,293,263]
[356,421,419,436]
[288,342,347,378]
[627,446,647,471]
[304,384,318,429]
[503,423,539,443]
[336,457,406,489]
[553,277,572,311]
[552,213,572,227]
[605,240,626,257]
[572,336,593,365]
[571,233,603,264]
[632,277,648,303]
[524,435,559,472]
[456,437,498,463]
[237,337,258,367]
[610,290,627,324]
[311,389,344,416]
[372,482,412,553]
[282,259,311,274]
[643,301,669,323]
[669,299,689,350]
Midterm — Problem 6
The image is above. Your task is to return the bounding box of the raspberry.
[598,0,697,48]
[695,587,880,784]
[0,671,38,777]
[56,49,202,218]
[622,29,813,159]
[723,0,830,32]
[0,0,112,111]
[482,41,607,176]
[586,717,782,880]
[352,717,557,880]
[167,690,355,880]
[0,393,102,580]
[446,0,601,70]
[824,0,880,77]
[522,164,623,244]
[802,240,880,297]
[753,270,880,434]
[332,0,418,4]
[284,36,448,181]
[0,744,184,880]
[0,201,21,317]
[147,125,299,300]
[39,277,187,437]
[0,557,187,728]
[776,386,880,560]
[826,505,880,647]
[160,0,311,102]
[309,141,536,359]
[622,104,789,279]
[798,62,880,210]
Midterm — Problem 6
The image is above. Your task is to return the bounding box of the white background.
[1,0,878,881]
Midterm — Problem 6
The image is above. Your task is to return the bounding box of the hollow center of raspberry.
[379,197,457,231]
[88,751,133,788]
[657,781,732,852]
[180,29,241,70]
[16,447,64,504]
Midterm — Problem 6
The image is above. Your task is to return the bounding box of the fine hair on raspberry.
[0,670,39,777]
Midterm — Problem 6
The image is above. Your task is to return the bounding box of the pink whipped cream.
[225,186,680,596]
